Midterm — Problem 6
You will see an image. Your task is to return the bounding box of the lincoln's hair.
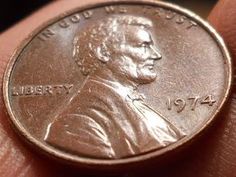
[73,15,153,76]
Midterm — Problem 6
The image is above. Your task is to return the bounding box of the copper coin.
[3,0,232,171]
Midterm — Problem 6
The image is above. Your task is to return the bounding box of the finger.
[208,0,236,60]
[0,0,107,177]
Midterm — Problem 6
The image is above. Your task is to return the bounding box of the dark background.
[0,0,51,33]
[0,0,217,33]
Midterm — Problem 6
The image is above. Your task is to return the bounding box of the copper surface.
[2,0,232,170]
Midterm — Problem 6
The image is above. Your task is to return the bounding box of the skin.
[0,0,236,176]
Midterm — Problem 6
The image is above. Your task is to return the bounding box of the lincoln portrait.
[45,15,185,159]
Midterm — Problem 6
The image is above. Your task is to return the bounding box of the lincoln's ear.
[96,44,110,63]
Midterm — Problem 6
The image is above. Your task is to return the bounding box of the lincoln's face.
[111,26,162,84]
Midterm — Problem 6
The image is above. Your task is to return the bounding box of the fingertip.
[208,0,236,59]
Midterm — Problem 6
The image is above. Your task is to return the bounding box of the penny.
[3,0,232,171]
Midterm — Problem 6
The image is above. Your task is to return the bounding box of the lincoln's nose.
[150,45,162,60]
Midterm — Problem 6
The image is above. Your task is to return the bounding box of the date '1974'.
[166,95,216,113]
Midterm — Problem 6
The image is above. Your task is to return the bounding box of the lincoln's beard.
[135,68,157,84]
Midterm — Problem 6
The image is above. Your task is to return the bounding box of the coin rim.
[2,0,232,167]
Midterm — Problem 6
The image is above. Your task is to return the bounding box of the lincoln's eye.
[140,42,150,52]
[141,42,149,47]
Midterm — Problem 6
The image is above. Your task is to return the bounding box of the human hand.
[0,0,235,176]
